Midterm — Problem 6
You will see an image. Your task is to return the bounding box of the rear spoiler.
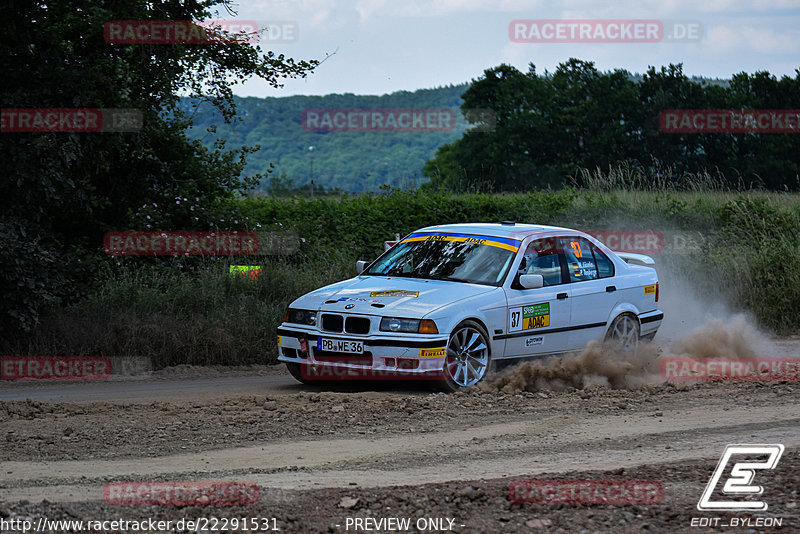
[615,252,656,267]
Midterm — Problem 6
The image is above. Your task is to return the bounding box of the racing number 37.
[509,303,551,332]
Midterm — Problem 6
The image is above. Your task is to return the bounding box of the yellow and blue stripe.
[400,232,522,252]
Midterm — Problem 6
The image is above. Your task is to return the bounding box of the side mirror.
[356,260,369,274]
[519,274,544,289]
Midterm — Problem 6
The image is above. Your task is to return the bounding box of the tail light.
[655,281,659,302]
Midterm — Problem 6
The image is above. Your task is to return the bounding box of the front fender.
[423,288,506,356]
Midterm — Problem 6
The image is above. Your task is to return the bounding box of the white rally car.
[277,222,663,391]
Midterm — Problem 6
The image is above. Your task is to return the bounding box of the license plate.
[316,338,364,354]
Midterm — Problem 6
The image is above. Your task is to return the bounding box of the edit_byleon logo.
[697,444,784,511]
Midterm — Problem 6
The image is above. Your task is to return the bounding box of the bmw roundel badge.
[345,303,355,309]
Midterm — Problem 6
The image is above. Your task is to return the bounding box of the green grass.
[15,180,800,367]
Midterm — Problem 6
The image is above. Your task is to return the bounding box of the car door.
[502,237,572,358]
[558,236,618,349]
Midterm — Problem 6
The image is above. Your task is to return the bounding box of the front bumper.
[276,326,448,377]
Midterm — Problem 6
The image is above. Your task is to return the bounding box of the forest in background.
[182,64,795,195]
[182,85,469,193]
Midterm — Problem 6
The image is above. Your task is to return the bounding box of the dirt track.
[1,348,798,533]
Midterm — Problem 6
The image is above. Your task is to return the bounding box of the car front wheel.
[438,320,491,392]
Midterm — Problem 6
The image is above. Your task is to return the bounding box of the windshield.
[365,232,520,286]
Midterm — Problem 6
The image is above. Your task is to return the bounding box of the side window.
[560,237,599,282]
[592,244,615,279]
[519,238,562,286]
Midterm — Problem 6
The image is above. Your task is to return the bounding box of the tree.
[0,0,317,337]
[425,60,641,191]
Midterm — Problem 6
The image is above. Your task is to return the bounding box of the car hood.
[292,276,498,317]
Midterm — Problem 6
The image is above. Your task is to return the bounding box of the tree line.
[423,59,800,192]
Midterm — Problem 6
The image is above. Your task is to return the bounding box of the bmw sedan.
[277,222,663,391]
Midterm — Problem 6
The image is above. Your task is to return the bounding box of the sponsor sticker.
[401,232,522,253]
[523,303,550,329]
[509,303,550,332]
[419,347,446,358]
[277,335,281,346]
[335,297,381,303]
[369,290,419,298]
[644,284,656,295]
[525,336,544,347]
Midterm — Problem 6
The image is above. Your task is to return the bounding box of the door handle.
[606,286,617,292]
[557,292,568,300]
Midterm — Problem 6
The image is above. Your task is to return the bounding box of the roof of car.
[413,222,575,240]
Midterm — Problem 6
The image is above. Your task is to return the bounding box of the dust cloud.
[480,254,783,394]
[479,316,772,394]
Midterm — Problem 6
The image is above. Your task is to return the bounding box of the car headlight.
[287,308,317,326]
[380,317,438,334]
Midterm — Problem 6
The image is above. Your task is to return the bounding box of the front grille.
[345,316,370,334]
[321,314,344,332]
[321,314,370,334]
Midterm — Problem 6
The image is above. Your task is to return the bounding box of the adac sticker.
[644,284,656,295]
[508,302,550,332]
[419,347,446,358]
[370,290,419,298]
[277,335,282,346]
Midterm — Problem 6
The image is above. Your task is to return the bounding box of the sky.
[216,0,800,97]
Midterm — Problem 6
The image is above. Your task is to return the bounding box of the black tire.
[436,320,492,392]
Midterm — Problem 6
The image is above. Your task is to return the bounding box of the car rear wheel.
[438,320,491,392]
[606,314,640,351]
